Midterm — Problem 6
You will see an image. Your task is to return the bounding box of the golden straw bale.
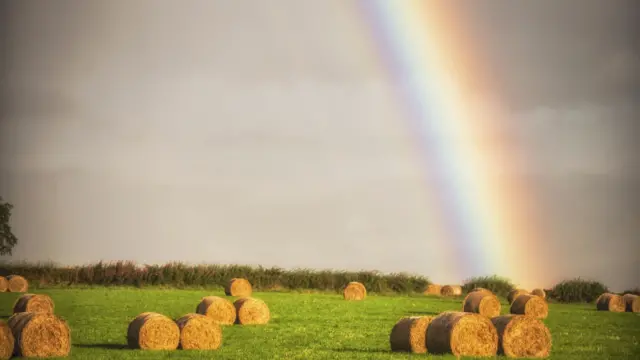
[7,312,70,358]
[127,312,180,350]
[0,322,14,360]
[622,294,640,313]
[441,285,462,297]
[507,289,529,304]
[510,294,549,319]
[6,275,28,293]
[13,294,54,314]
[596,293,625,312]
[234,298,270,325]
[423,284,441,296]
[175,313,222,350]
[426,311,498,357]
[343,282,367,300]
[531,288,546,299]
[463,291,501,318]
[196,296,236,325]
[224,278,253,297]
[491,315,552,358]
[389,316,433,354]
[0,277,8,293]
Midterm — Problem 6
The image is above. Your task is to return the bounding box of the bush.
[622,287,640,296]
[461,275,515,298]
[0,261,430,294]
[550,278,609,303]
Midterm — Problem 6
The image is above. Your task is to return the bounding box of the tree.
[0,197,18,255]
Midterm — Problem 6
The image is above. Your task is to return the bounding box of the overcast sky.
[1,0,638,291]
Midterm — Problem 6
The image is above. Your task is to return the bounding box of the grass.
[0,288,639,359]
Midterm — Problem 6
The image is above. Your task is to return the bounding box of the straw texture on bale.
[423,284,441,296]
[508,289,529,304]
[463,291,501,318]
[426,311,498,357]
[224,278,253,297]
[389,316,433,354]
[0,277,7,293]
[7,312,70,358]
[127,312,180,350]
[491,315,552,358]
[441,285,462,297]
[234,298,270,325]
[175,313,222,350]
[196,296,236,325]
[531,288,546,299]
[510,294,549,319]
[596,293,625,312]
[6,275,28,293]
[343,282,367,300]
[0,322,13,360]
[13,294,55,314]
[622,294,640,313]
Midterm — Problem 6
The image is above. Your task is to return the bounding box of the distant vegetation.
[461,275,516,298]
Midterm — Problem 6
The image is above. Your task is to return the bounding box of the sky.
[0,0,638,291]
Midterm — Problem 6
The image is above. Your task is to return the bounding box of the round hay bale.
[224,278,253,297]
[13,294,54,314]
[463,291,501,318]
[622,294,640,313]
[0,277,8,293]
[0,321,14,360]
[491,315,552,358]
[423,284,441,296]
[469,287,492,294]
[507,289,529,304]
[531,288,546,299]
[127,312,180,350]
[343,282,366,300]
[510,294,549,319]
[389,316,433,354]
[441,285,462,297]
[234,298,270,325]
[6,275,28,293]
[596,293,625,312]
[175,313,222,350]
[196,296,236,325]
[426,311,498,357]
[7,312,70,358]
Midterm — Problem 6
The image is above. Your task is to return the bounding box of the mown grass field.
[0,288,638,359]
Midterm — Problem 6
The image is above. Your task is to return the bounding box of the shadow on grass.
[405,310,440,316]
[74,344,128,350]
[0,316,10,320]
[332,348,391,354]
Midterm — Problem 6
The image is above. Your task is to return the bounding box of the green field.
[0,288,638,359]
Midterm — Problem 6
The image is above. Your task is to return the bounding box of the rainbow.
[355,0,548,288]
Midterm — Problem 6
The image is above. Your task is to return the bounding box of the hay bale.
[426,311,498,357]
[0,322,14,360]
[463,291,501,318]
[224,278,253,297]
[0,277,8,293]
[196,296,236,325]
[6,275,28,293]
[491,315,552,358]
[127,312,180,350]
[441,285,462,297]
[507,289,529,304]
[234,298,270,325]
[389,316,433,353]
[13,294,55,314]
[622,294,640,313]
[531,288,546,299]
[7,312,70,357]
[175,313,222,350]
[343,282,367,300]
[423,284,441,296]
[510,294,549,319]
[596,293,625,312]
